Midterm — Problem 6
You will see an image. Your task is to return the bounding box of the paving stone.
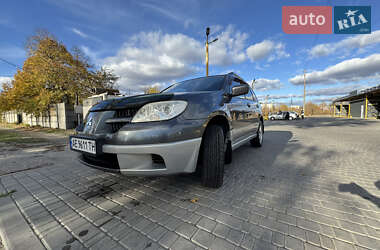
[162,216,182,231]
[285,236,304,250]
[320,235,335,249]
[213,223,230,238]
[304,243,324,250]
[226,228,244,245]
[253,239,277,250]
[41,227,73,250]
[191,229,214,248]
[289,225,307,241]
[297,218,321,233]
[120,230,151,250]
[172,237,198,250]
[260,230,272,242]
[148,225,168,241]
[353,233,380,249]
[332,239,355,250]
[196,217,217,232]
[333,227,354,243]
[306,231,320,246]
[248,224,264,238]
[209,237,235,250]
[241,234,255,249]
[158,231,178,249]
[91,236,121,250]
[319,224,335,238]
[272,232,285,247]
[176,222,198,240]
[216,213,243,230]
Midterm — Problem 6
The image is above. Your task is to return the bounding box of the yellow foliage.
[0,31,118,116]
[144,86,160,94]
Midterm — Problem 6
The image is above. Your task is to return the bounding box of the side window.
[245,89,254,103]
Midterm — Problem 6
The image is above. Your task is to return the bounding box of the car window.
[243,89,254,103]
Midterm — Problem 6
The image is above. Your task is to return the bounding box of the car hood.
[89,91,219,112]
[90,93,174,111]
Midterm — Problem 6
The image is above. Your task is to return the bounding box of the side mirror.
[231,84,249,97]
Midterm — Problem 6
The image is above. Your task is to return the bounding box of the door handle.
[247,103,251,107]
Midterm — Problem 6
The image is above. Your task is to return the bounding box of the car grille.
[109,108,139,133]
[81,153,120,170]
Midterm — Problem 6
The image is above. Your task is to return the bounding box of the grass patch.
[0,130,45,144]
[0,189,17,198]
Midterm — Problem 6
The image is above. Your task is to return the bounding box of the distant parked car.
[289,111,299,120]
[268,111,289,120]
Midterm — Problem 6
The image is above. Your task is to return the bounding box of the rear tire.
[201,125,225,188]
[250,121,264,147]
[289,116,293,120]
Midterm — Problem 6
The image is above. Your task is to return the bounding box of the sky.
[1,0,380,105]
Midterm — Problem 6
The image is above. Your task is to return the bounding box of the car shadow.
[338,181,380,208]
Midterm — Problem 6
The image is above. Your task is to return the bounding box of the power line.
[0,57,21,69]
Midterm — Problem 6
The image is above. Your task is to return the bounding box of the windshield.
[162,75,226,93]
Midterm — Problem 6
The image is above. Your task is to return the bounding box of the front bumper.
[78,137,202,176]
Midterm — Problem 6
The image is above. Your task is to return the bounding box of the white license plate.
[70,137,96,154]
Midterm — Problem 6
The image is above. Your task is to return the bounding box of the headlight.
[131,101,187,123]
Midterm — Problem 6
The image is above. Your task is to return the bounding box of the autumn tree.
[143,86,160,94]
[1,30,118,116]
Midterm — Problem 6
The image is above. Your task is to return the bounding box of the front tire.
[250,121,264,147]
[270,117,274,121]
[201,125,225,188]
[289,116,293,120]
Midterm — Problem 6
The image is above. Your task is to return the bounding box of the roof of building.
[333,84,380,103]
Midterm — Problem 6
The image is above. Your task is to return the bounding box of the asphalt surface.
[0,117,379,250]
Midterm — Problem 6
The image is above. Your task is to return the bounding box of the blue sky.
[1,0,380,105]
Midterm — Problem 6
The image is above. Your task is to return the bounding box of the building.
[332,84,380,119]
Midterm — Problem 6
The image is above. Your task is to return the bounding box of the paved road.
[0,118,379,250]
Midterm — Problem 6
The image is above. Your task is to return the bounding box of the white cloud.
[103,31,203,91]
[208,25,248,65]
[309,30,380,58]
[246,40,289,62]
[0,76,12,84]
[289,53,380,85]
[102,26,260,91]
[71,28,88,38]
[254,78,283,91]
[306,84,361,96]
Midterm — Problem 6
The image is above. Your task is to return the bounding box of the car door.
[249,89,260,131]
[244,89,259,134]
[227,80,249,142]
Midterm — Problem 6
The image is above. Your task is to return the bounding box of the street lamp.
[205,27,218,76]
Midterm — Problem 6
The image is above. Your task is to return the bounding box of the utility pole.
[205,27,218,76]
[303,69,306,116]
[206,27,209,76]
[251,79,256,89]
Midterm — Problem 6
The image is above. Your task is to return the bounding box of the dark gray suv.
[70,73,264,188]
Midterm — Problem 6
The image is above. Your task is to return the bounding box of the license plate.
[70,137,96,154]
